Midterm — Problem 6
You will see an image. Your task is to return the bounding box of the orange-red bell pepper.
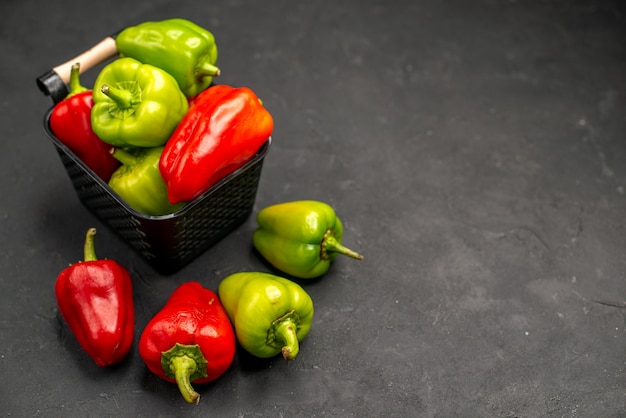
[49,63,120,181]
[138,282,236,404]
[159,85,274,204]
[55,228,134,367]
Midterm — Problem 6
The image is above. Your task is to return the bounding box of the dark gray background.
[1,0,625,416]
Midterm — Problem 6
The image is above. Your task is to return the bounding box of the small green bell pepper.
[253,200,363,279]
[91,57,188,147]
[109,146,186,216]
[116,18,220,98]
[217,272,314,360]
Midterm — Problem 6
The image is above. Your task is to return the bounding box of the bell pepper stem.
[109,147,138,166]
[197,60,221,77]
[67,63,88,98]
[170,355,201,404]
[101,84,131,108]
[83,227,98,262]
[269,311,300,360]
[161,343,208,404]
[100,83,142,113]
[322,231,364,261]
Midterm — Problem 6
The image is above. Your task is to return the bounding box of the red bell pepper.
[159,85,274,204]
[55,228,134,367]
[138,282,236,404]
[49,63,120,181]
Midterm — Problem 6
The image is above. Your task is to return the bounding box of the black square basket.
[42,108,270,275]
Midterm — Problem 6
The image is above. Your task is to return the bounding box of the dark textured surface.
[1,0,625,416]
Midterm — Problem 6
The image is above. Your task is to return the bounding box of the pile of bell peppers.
[50,18,365,408]
[49,18,273,216]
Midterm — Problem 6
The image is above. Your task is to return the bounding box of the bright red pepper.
[49,63,120,182]
[138,282,236,404]
[55,228,134,367]
[159,85,274,204]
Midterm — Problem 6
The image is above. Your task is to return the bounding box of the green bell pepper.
[116,18,220,98]
[109,146,186,216]
[217,272,314,360]
[91,57,188,148]
[253,200,363,279]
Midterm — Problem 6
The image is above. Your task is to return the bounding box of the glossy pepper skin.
[116,18,220,98]
[218,272,314,361]
[139,282,236,404]
[49,63,120,181]
[91,57,188,148]
[109,146,185,216]
[159,85,274,204]
[55,228,134,367]
[253,200,364,279]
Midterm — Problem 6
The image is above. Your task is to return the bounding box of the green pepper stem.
[161,343,208,404]
[197,60,221,77]
[83,228,98,262]
[67,63,88,98]
[101,84,138,109]
[322,232,364,261]
[170,355,201,404]
[109,148,138,166]
[274,316,300,360]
